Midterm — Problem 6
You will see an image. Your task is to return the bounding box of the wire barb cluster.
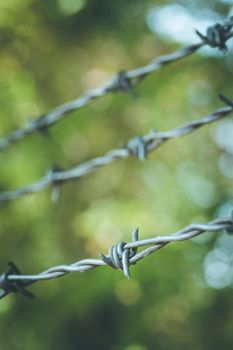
[110,70,137,97]
[196,16,233,51]
[0,262,35,300]
[127,136,148,161]
[0,18,233,151]
[0,94,232,205]
[0,215,232,300]
[100,228,139,279]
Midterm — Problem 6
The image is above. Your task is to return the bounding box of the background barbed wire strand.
[0,43,202,150]
[0,101,232,204]
[0,17,232,151]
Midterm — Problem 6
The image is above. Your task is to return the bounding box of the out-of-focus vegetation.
[0,1,233,349]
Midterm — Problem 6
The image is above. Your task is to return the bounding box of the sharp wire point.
[219,94,233,108]
[132,227,139,242]
[99,253,115,269]
[122,250,130,279]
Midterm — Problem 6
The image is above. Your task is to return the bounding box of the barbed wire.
[0,17,233,151]
[0,214,232,300]
[0,94,232,205]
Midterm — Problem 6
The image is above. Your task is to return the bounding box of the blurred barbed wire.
[0,214,232,299]
[0,17,233,151]
[0,95,232,205]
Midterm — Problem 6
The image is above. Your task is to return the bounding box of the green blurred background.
[0,0,233,349]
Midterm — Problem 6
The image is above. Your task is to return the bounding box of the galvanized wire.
[0,17,233,151]
[0,96,232,204]
[0,214,232,299]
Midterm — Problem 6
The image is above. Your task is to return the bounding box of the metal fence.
[0,17,233,300]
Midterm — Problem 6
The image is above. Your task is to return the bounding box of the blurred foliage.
[0,0,233,349]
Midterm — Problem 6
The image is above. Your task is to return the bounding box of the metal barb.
[127,136,147,161]
[48,165,65,203]
[99,253,115,268]
[196,18,233,51]
[0,262,35,300]
[28,115,50,136]
[226,210,233,234]
[100,228,139,278]
[111,71,136,97]
[219,93,233,108]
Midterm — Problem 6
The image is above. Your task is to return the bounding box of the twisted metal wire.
[196,17,233,51]
[0,214,232,299]
[0,18,233,151]
[0,95,232,204]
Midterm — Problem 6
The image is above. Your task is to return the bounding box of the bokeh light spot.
[213,120,233,154]
[218,153,233,178]
[146,4,222,57]
[187,79,213,107]
[58,0,86,16]
[114,279,141,306]
[125,345,146,350]
[204,249,232,289]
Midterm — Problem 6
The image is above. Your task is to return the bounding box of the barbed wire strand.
[0,214,232,299]
[0,95,232,204]
[0,18,233,151]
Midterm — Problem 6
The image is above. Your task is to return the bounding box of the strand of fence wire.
[0,17,233,151]
[0,94,232,205]
[0,214,232,299]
